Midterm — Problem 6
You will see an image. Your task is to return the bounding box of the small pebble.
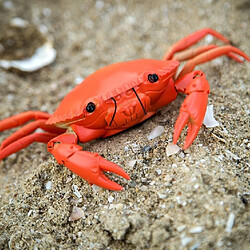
[129,181,137,187]
[189,226,204,234]
[108,196,114,203]
[126,160,137,168]
[147,126,165,140]
[92,184,101,192]
[166,143,180,156]
[181,236,192,247]
[69,207,84,221]
[205,34,213,43]
[140,185,148,192]
[115,203,124,211]
[177,225,186,232]
[45,181,52,190]
[225,213,235,233]
[10,17,29,28]
[155,169,162,175]
[179,152,185,158]
[143,145,152,153]
[73,185,82,199]
[157,192,167,199]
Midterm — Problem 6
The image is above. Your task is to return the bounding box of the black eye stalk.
[86,102,95,113]
[148,74,158,83]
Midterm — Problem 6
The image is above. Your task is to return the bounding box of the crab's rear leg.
[0,119,65,150]
[177,45,250,79]
[47,132,130,191]
[173,70,210,149]
[163,28,230,60]
[173,44,242,63]
[0,111,51,132]
[0,132,57,160]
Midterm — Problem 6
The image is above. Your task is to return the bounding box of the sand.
[0,0,249,249]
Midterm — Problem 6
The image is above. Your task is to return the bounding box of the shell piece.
[68,206,84,221]
[47,59,179,125]
[0,42,56,72]
[147,126,165,140]
[166,143,180,156]
[203,105,219,128]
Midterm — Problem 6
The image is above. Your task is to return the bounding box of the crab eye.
[148,74,158,83]
[86,102,95,113]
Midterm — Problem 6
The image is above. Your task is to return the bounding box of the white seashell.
[203,105,219,128]
[0,42,56,72]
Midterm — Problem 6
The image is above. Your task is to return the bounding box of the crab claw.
[173,75,209,149]
[48,142,130,191]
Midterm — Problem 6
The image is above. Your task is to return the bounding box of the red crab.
[0,28,249,190]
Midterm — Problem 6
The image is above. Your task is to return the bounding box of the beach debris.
[10,17,29,28]
[147,126,165,140]
[0,18,56,72]
[203,105,219,128]
[126,160,137,168]
[155,168,162,175]
[224,149,240,161]
[189,226,204,234]
[0,42,56,72]
[72,184,82,199]
[108,195,114,203]
[45,181,52,190]
[166,143,180,156]
[181,235,192,247]
[69,206,84,221]
[92,184,101,192]
[225,213,235,233]
[177,225,186,232]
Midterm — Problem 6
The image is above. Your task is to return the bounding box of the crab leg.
[173,70,210,149]
[0,132,57,160]
[163,28,230,60]
[47,133,130,191]
[0,119,65,150]
[0,111,51,132]
[173,44,242,63]
[177,45,250,79]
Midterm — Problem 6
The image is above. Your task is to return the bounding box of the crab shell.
[46,59,179,129]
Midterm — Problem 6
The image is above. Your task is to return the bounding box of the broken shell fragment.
[0,18,56,72]
[203,105,219,128]
[69,206,84,221]
[166,143,180,156]
[0,42,56,72]
[147,125,165,140]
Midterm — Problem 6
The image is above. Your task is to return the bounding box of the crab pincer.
[47,133,130,191]
[173,71,210,149]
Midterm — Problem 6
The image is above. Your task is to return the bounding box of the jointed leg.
[0,119,65,150]
[177,45,250,79]
[0,132,57,160]
[173,44,242,63]
[0,111,51,132]
[163,28,230,60]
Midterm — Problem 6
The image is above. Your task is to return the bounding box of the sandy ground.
[0,0,249,249]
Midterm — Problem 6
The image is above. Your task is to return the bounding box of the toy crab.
[0,28,249,190]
